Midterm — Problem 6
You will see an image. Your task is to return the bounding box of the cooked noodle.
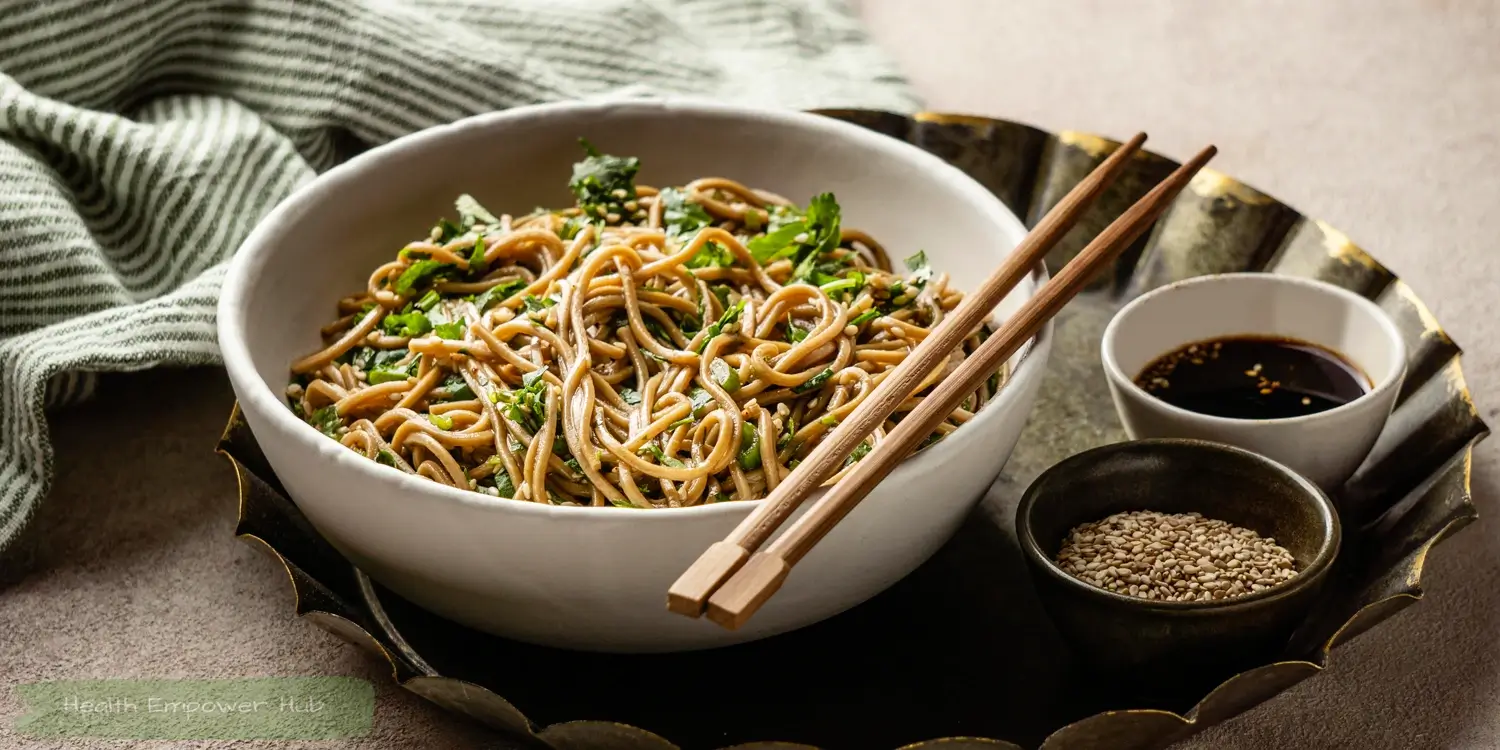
[288,141,1005,508]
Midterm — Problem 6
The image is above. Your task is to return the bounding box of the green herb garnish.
[569,139,639,218]
[793,367,834,394]
[434,322,465,340]
[395,259,452,296]
[473,278,528,312]
[659,187,713,238]
[456,194,500,228]
[639,442,686,468]
[381,309,432,338]
[619,387,642,405]
[693,299,745,354]
[844,440,873,467]
[308,405,342,438]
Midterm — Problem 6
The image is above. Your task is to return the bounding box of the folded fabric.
[0,0,917,553]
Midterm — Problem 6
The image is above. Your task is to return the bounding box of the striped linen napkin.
[0,0,917,552]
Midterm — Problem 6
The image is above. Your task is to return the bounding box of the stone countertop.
[2,2,1497,748]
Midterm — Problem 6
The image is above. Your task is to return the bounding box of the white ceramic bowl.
[1101,273,1405,490]
[218,99,1052,652]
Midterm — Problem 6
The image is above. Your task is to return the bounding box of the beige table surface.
[4,2,1499,748]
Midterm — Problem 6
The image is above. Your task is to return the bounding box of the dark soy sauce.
[1134,335,1370,420]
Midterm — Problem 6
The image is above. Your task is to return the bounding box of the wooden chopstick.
[666,132,1150,619]
[702,144,1219,629]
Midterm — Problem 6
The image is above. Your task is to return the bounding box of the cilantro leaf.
[793,367,834,394]
[430,218,463,244]
[308,405,342,438]
[467,234,487,276]
[395,260,452,296]
[844,440,873,467]
[686,240,734,269]
[638,442,686,469]
[658,187,713,238]
[619,387,642,405]
[523,295,557,314]
[435,372,474,401]
[494,471,517,498]
[368,356,419,384]
[785,316,809,344]
[905,250,933,287]
[688,387,714,418]
[455,194,500,228]
[473,279,528,313]
[434,322,465,340]
[381,310,432,338]
[693,298,745,354]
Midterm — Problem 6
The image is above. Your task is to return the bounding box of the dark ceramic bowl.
[1017,439,1341,680]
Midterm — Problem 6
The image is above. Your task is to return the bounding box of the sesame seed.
[1054,510,1300,603]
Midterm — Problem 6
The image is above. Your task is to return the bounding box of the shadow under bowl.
[1017,439,1340,682]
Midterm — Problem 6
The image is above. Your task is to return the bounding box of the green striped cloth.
[0,0,917,552]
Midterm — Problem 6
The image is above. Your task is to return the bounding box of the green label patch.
[15,677,373,739]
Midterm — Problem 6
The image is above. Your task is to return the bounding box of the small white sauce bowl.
[1101,273,1406,490]
[218,99,1052,653]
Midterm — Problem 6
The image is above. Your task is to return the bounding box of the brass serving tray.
[217,110,1488,749]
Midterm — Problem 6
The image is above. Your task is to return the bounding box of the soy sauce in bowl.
[1134,335,1370,420]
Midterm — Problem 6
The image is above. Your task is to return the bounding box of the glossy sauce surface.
[1134,335,1370,420]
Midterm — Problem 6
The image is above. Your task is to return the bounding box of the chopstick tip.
[705,552,792,631]
[667,541,752,619]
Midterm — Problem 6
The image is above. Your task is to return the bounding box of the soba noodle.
[287,140,1005,508]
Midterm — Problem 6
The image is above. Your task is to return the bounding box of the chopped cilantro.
[309,406,342,438]
[381,309,432,338]
[793,367,834,394]
[569,139,639,218]
[368,357,419,384]
[693,298,745,354]
[494,471,516,499]
[523,294,557,314]
[395,259,452,296]
[659,187,713,238]
[785,316,809,344]
[473,278,528,312]
[430,218,463,244]
[639,442,686,468]
[844,440,873,467]
[686,240,734,269]
[434,321,465,340]
[467,234,487,276]
[435,372,475,401]
[905,250,933,287]
[455,194,500,228]
[689,387,714,418]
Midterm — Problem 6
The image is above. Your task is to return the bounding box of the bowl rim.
[1099,272,1408,428]
[218,97,1053,520]
[1016,437,1342,611]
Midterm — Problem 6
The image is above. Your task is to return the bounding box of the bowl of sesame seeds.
[1016,438,1340,677]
